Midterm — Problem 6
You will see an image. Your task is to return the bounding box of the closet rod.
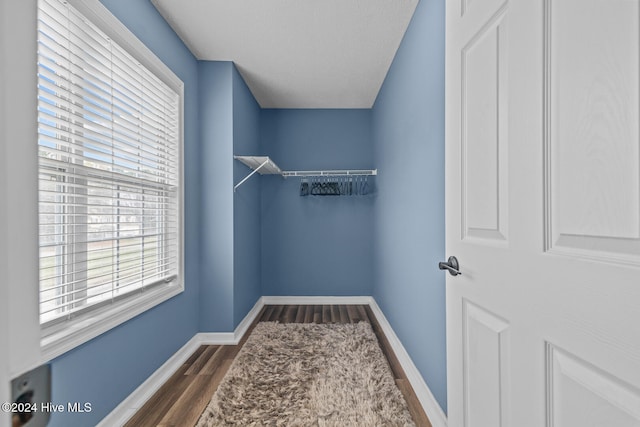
[282,169,377,178]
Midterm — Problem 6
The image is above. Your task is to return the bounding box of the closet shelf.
[234,156,283,191]
[234,155,377,191]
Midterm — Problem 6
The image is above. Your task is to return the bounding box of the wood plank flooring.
[125,305,432,427]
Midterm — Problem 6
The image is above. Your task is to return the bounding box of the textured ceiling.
[151,0,418,108]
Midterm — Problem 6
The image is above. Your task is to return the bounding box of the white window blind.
[37,0,181,328]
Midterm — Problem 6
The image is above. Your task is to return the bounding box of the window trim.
[38,0,185,362]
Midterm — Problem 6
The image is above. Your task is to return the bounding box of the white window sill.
[40,283,183,362]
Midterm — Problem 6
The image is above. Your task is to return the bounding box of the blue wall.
[232,66,262,326]
[260,110,375,296]
[44,0,448,423]
[198,62,262,330]
[372,0,447,414]
[198,61,235,332]
[48,1,201,425]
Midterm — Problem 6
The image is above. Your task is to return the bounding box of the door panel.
[547,344,640,426]
[463,300,510,427]
[545,0,640,264]
[446,0,640,426]
[462,7,509,244]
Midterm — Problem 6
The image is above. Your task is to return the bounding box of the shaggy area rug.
[195,322,415,427]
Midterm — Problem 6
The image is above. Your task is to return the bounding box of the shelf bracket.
[234,159,270,191]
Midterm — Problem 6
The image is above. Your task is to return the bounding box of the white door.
[445,0,640,426]
[1,1,12,424]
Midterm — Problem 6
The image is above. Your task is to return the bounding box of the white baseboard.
[196,332,235,344]
[98,296,447,427]
[262,295,372,305]
[232,296,266,341]
[98,297,265,426]
[368,299,448,427]
[96,334,202,427]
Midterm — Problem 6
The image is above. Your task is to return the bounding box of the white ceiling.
[151,0,419,108]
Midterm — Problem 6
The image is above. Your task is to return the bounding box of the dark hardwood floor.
[125,305,432,427]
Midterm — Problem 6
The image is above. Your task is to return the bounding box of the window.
[37,0,183,345]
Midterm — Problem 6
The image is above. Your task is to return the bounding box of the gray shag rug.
[195,321,416,427]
